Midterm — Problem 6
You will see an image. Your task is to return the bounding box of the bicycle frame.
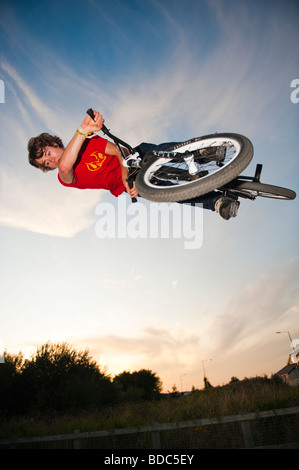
[221,164,264,200]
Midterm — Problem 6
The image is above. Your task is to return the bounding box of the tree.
[204,377,213,389]
[113,369,162,401]
[20,342,116,413]
[229,376,240,384]
[169,384,179,397]
[0,352,24,415]
[1,343,164,415]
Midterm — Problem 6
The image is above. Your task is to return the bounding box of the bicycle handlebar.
[86,108,109,136]
[86,108,133,153]
[86,108,137,203]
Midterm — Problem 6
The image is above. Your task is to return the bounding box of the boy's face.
[36,145,64,169]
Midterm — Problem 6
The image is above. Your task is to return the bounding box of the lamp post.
[276,331,295,351]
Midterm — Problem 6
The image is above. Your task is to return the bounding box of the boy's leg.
[177,191,220,211]
[133,142,180,159]
[178,192,240,220]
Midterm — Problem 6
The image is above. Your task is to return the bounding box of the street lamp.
[276,331,295,351]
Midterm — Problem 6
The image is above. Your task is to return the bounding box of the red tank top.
[58,136,125,197]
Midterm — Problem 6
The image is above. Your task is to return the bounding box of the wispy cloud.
[80,323,201,386]
[1,62,57,130]
[75,257,299,389]
[202,256,299,356]
[88,0,299,147]
[0,167,101,236]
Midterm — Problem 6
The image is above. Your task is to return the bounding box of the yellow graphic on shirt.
[85,152,107,171]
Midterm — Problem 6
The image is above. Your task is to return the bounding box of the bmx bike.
[86,109,296,204]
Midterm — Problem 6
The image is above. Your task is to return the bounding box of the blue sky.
[0,0,298,391]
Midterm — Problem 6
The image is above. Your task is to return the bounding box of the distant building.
[275,347,299,386]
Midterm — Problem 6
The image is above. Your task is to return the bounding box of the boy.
[28,110,239,219]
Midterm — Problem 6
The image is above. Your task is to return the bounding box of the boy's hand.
[121,166,138,198]
[81,110,104,134]
[126,180,138,199]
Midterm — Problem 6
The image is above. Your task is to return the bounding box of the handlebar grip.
[128,179,137,203]
[86,108,95,120]
[86,108,109,134]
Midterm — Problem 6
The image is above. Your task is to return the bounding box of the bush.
[113,369,162,402]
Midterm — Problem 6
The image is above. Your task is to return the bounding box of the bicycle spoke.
[149,144,235,187]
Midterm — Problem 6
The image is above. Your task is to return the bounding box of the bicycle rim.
[136,133,253,202]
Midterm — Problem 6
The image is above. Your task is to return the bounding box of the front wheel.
[135,133,254,202]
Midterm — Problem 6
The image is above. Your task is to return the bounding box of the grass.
[1,376,298,440]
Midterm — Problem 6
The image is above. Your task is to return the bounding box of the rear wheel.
[223,180,296,200]
[135,133,253,202]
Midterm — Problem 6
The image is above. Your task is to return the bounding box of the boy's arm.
[105,141,138,198]
[58,111,104,183]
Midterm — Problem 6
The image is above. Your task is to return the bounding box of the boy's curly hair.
[28,133,64,172]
